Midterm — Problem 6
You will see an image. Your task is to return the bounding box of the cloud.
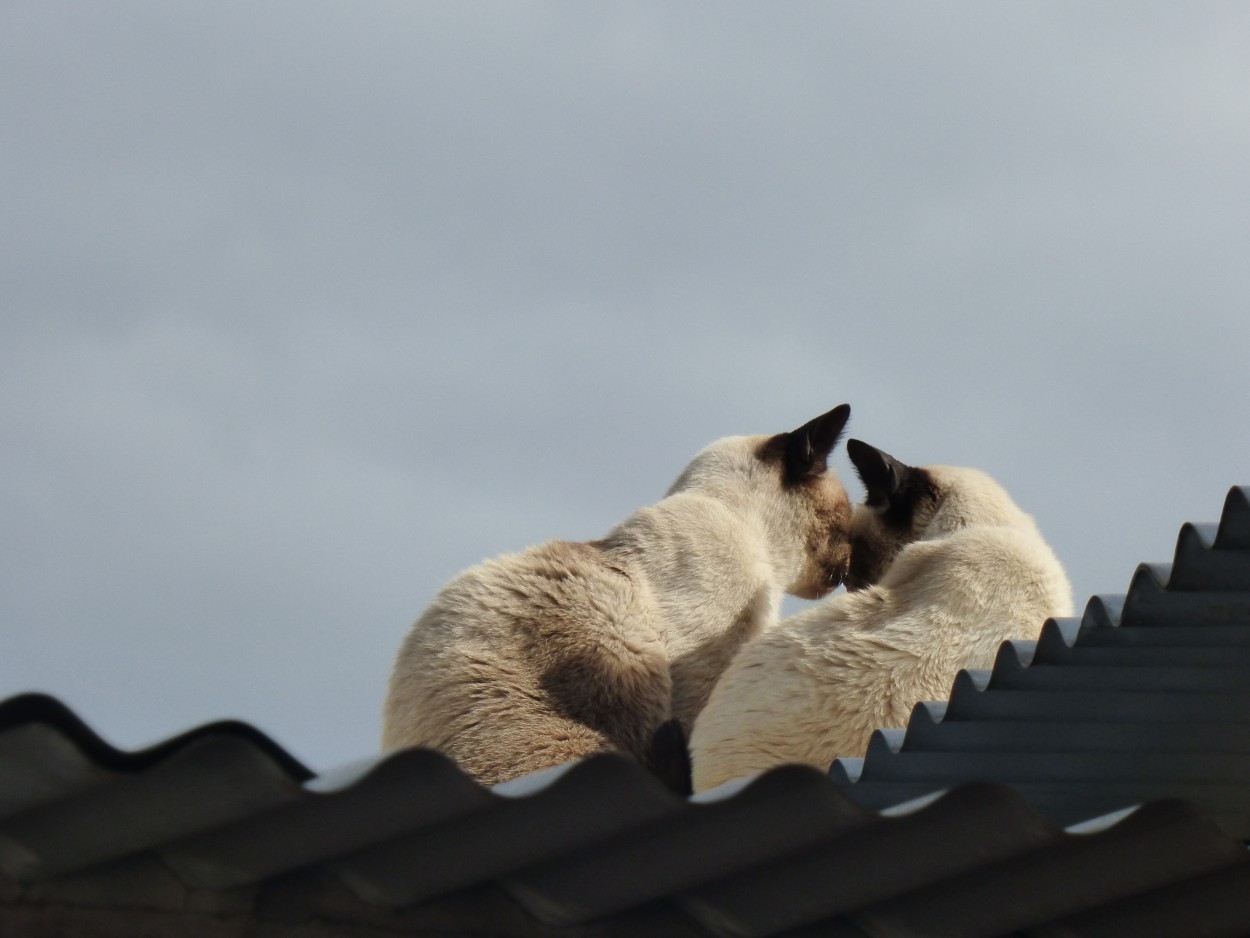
[3,2,1249,767]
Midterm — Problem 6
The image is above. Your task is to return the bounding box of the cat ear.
[847,439,911,507]
[783,403,850,484]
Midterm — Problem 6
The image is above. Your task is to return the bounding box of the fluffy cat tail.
[646,718,693,796]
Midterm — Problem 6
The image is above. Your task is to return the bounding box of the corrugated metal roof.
[3,487,1250,937]
[829,486,1250,838]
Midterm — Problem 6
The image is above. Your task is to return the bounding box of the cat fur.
[382,405,854,786]
[688,438,1073,791]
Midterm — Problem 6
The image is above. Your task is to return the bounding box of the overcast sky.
[4,2,1249,771]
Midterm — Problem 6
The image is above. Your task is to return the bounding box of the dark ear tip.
[814,403,851,440]
[847,439,889,482]
[783,403,851,483]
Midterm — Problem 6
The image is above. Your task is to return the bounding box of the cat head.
[667,404,853,599]
[843,439,1029,591]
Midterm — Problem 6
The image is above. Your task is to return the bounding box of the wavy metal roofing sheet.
[829,486,1250,841]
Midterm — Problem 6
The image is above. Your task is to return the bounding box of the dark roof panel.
[329,755,684,908]
[6,693,1249,936]
[840,799,1244,938]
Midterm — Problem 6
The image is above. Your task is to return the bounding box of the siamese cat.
[383,404,854,788]
[689,438,1073,792]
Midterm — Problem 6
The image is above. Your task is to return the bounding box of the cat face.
[670,404,854,600]
[784,470,855,599]
[755,405,855,599]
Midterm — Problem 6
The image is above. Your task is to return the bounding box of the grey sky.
[4,2,1249,770]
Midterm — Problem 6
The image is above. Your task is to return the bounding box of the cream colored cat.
[689,438,1073,791]
[383,405,853,787]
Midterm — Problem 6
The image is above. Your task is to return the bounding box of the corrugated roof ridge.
[9,690,1244,927]
[0,707,686,889]
[0,692,312,781]
[829,484,1250,836]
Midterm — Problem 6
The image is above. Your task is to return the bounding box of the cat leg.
[387,651,617,785]
[452,707,614,785]
[536,630,673,764]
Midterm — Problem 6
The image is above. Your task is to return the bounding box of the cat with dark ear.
[784,407,850,483]
[846,438,908,505]
[842,439,936,590]
[383,404,854,787]
[690,440,1072,791]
